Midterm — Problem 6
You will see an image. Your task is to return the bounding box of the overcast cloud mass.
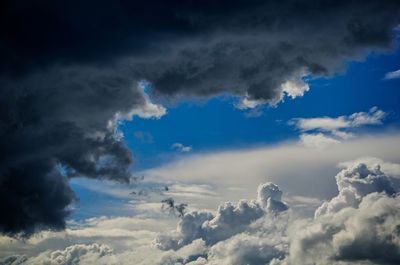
[1,0,400,264]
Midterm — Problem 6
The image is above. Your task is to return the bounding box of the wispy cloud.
[291,107,385,132]
[384,69,400,80]
[171,143,192,153]
[290,107,386,148]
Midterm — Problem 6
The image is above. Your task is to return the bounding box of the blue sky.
[69,45,400,220]
[119,48,400,171]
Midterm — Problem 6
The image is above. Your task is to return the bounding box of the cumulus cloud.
[156,182,288,251]
[284,162,400,265]
[3,159,400,264]
[315,162,396,217]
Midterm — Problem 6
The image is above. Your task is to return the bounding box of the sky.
[1,1,400,265]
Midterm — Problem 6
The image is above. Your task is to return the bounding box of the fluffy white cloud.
[286,192,400,265]
[156,182,288,250]
[315,162,396,217]
[282,162,400,265]
[281,77,310,99]
[236,75,309,111]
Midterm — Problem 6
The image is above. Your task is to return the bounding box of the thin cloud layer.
[291,107,386,148]
[292,107,385,132]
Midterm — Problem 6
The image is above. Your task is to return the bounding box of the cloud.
[291,107,386,148]
[116,81,166,120]
[172,143,193,153]
[314,162,396,217]
[142,132,400,204]
[2,159,400,264]
[156,182,288,250]
[285,162,400,265]
[299,133,341,149]
[1,1,399,235]
[384,69,400,79]
[3,1,399,103]
[292,107,385,132]
[0,70,167,236]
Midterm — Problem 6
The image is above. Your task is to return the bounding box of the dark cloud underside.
[0,0,399,235]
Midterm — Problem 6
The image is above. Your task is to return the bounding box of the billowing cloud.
[156,182,288,251]
[1,0,400,236]
[0,71,166,236]
[285,163,400,265]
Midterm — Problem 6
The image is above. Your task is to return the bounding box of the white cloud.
[290,107,386,148]
[157,182,288,250]
[120,81,166,120]
[314,162,396,217]
[299,133,341,149]
[236,76,309,111]
[384,69,400,80]
[142,132,400,204]
[172,143,193,153]
[292,107,385,132]
[284,162,400,265]
[235,96,265,110]
[281,78,310,99]
[338,156,400,178]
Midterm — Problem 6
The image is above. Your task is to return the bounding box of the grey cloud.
[288,193,400,265]
[0,66,161,236]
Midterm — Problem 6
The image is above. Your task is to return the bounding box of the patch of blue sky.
[119,48,400,171]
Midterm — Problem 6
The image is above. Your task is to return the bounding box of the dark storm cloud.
[0,66,145,236]
[1,0,400,235]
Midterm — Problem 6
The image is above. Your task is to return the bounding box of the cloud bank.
[3,159,400,264]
